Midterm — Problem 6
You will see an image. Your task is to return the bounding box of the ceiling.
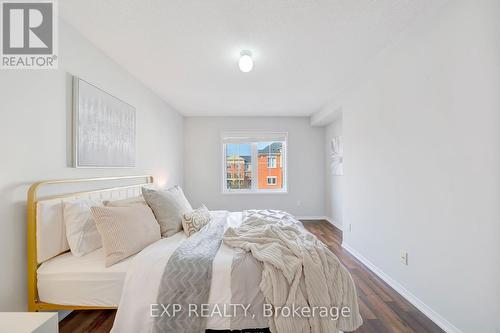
[60,0,447,116]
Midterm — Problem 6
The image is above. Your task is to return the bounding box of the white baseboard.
[341,243,463,333]
[296,216,343,231]
[296,215,326,220]
[324,217,343,231]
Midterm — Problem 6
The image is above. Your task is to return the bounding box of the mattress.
[36,212,241,309]
[37,247,133,307]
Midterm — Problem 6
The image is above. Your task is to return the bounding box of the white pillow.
[142,186,193,237]
[182,205,211,237]
[63,199,103,257]
[91,205,161,267]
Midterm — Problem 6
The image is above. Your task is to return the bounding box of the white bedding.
[112,211,243,332]
[37,248,132,306]
[37,210,241,319]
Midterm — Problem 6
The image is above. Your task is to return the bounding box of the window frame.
[267,176,278,185]
[221,131,288,194]
[267,156,277,168]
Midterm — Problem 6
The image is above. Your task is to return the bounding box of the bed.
[27,175,154,311]
[28,176,362,333]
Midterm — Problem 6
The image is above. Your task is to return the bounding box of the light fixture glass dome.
[238,51,253,72]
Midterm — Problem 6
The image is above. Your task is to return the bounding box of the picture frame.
[73,77,136,168]
[330,136,343,176]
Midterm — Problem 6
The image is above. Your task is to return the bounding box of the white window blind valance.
[221,131,288,144]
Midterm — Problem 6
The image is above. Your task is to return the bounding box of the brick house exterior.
[226,155,252,189]
[257,142,283,189]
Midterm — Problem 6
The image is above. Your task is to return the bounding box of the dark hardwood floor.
[60,220,444,333]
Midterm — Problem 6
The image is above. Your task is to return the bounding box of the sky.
[226,142,277,156]
[226,143,251,156]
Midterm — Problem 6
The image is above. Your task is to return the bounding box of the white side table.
[0,312,58,333]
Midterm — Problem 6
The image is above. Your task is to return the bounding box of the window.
[222,132,287,193]
[267,176,277,185]
[267,156,277,168]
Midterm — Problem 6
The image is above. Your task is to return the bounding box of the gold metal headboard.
[27,175,154,312]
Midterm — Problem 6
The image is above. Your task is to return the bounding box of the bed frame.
[27,175,154,312]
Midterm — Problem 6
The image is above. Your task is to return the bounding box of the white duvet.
[112,211,243,333]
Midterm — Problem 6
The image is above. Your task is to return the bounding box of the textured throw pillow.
[104,196,147,207]
[142,186,193,237]
[182,205,211,237]
[63,199,103,257]
[91,205,161,267]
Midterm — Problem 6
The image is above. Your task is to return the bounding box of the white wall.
[0,20,184,311]
[183,117,325,217]
[340,1,500,332]
[324,117,343,227]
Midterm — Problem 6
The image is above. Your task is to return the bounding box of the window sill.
[222,190,288,195]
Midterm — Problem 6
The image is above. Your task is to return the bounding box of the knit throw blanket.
[223,210,363,333]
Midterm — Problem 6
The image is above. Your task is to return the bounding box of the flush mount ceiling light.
[238,51,253,73]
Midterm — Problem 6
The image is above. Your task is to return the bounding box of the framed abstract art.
[73,77,136,168]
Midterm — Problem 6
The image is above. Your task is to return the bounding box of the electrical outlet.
[296,200,302,207]
[400,251,408,265]
[349,223,352,232]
